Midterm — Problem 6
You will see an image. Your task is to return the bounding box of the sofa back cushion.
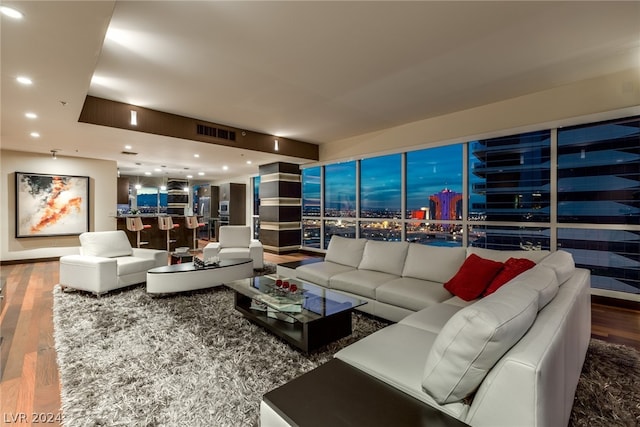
[538,250,575,285]
[467,247,549,263]
[483,257,537,297]
[325,236,367,268]
[402,244,466,284]
[507,264,559,310]
[422,285,539,404]
[358,240,409,276]
[219,226,251,248]
[80,231,133,258]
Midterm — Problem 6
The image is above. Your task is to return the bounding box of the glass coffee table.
[226,275,366,353]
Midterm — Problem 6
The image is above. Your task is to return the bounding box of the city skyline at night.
[300,116,640,295]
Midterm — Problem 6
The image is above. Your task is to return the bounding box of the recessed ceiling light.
[1,6,24,19]
[194,154,200,158]
[16,76,32,85]
[25,112,37,119]
[125,145,132,150]
[30,132,40,138]
[222,165,229,171]
[144,172,152,176]
[154,168,161,172]
[246,160,252,165]
[198,172,205,176]
[186,175,193,179]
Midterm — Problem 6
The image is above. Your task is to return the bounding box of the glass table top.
[226,274,367,324]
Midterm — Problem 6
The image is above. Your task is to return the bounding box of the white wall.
[320,68,640,162]
[1,150,117,261]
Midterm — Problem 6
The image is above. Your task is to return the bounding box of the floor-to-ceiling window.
[557,117,640,294]
[407,144,463,247]
[302,167,321,248]
[468,130,551,251]
[300,114,640,298]
[324,162,356,248]
[252,176,260,240]
[360,154,402,241]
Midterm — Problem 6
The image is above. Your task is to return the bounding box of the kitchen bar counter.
[116,215,208,251]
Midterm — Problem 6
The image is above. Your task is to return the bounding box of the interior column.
[258,162,301,254]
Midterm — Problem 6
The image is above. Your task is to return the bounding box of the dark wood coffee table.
[226,275,366,353]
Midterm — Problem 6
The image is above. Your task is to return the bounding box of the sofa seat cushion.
[422,285,539,404]
[296,262,356,287]
[467,247,550,263]
[115,256,156,276]
[335,324,469,421]
[399,303,464,334]
[329,270,399,299]
[442,296,477,308]
[219,247,250,258]
[325,236,368,268]
[402,244,466,284]
[358,240,409,276]
[376,278,452,312]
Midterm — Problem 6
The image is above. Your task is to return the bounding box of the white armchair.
[203,225,264,269]
[59,230,167,296]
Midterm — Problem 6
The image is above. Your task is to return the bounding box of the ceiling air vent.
[196,124,236,141]
[121,151,138,156]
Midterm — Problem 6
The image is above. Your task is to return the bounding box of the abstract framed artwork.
[15,172,90,237]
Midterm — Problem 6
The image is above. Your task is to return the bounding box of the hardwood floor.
[1,254,639,426]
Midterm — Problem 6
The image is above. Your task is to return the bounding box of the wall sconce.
[51,150,58,160]
[274,139,279,151]
[130,110,138,126]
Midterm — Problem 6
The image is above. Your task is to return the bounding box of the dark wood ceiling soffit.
[78,95,319,161]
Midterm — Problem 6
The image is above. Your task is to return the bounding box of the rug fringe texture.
[53,281,639,426]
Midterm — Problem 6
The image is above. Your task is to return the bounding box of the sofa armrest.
[131,248,168,268]
[203,242,221,260]
[59,254,117,294]
[250,240,264,269]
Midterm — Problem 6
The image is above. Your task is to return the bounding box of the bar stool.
[158,216,179,252]
[185,216,206,250]
[125,217,151,248]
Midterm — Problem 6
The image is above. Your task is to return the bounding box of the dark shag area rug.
[569,339,640,426]
[53,271,640,426]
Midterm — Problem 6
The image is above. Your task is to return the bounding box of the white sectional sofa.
[262,236,591,427]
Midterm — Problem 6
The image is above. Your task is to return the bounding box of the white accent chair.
[203,225,264,269]
[59,230,167,296]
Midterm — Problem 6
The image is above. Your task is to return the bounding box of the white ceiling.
[2,1,639,180]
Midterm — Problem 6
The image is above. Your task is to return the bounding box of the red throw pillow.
[483,257,536,297]
[444,254,504,301]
